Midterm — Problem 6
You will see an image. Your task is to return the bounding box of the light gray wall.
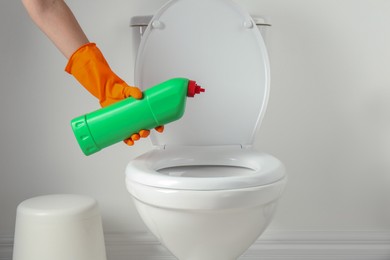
[250,0,390,231]
[1,0,389,239]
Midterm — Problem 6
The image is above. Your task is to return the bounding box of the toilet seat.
[126,146,285,190]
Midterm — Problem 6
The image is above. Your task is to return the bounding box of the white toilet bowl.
[126,0,286,259]
[126,146,286,260]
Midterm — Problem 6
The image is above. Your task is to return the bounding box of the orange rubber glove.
[65,42,163,146]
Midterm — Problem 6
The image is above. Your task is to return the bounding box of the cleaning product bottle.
[71,78,205,156]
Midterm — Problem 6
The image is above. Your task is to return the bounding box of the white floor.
[3,230,390,260]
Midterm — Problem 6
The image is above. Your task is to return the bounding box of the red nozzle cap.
[187,80,205,97]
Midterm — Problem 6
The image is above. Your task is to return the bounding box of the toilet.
[126,0,287,259]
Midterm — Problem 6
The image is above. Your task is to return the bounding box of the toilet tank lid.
[130,15,153,27]
[135,0,270,147]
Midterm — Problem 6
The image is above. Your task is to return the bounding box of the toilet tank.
[130,15,270,67]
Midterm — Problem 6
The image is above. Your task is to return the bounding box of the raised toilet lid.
[135,0,270,147]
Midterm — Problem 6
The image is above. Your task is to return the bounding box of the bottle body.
[71,78,201,156]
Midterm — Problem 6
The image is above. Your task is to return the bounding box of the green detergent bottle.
[71,78,205,156]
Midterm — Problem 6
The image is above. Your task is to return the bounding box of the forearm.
[22,0,89,59]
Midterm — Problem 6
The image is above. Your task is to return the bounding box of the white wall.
[249,0,390,232]
[0,0,169,235]
[1,0,389,247]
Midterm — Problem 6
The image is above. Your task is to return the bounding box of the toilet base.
[132,198,278,260]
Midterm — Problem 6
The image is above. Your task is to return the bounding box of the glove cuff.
[65,42,104,74]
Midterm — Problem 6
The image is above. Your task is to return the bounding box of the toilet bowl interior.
[157,165,257,178]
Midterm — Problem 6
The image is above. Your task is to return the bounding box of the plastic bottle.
[71,78,205,156]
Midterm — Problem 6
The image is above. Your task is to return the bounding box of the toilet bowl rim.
[126,146,286,191]
[127,176,287,210]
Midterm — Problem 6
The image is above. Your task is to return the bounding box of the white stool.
[13,194,107,260]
